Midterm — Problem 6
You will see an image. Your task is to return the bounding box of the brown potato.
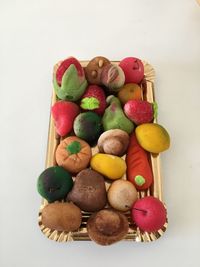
[41,202,82,232]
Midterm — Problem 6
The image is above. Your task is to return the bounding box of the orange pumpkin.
[55,136,92,173]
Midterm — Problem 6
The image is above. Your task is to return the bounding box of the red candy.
[124,100,153,125]
[51,101,80,136]
[132,196,166,232]
[119,57,144,84]
[126,133,153,190]
[80,85,106,115]
[56,57,85,86]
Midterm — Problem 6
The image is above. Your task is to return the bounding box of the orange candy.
[118,83,142,104]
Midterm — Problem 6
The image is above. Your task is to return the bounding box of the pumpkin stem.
[66,141,81,155]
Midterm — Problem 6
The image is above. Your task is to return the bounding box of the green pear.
[102,96,134,134]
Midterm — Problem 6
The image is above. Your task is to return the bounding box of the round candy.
[100,64,125,92]
[73,112,102,144]
[55,136,92,174]
[37,166,73,202]
[87,209,129,246]
[131,196,167,232]
[119,57,144,84]
[118,83,143,104]
[108,180,137,211]
[84,56,110,85]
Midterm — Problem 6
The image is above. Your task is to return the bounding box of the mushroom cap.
[87,209,129,245]
[98,129,130,156]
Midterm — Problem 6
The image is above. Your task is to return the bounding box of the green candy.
[37,166,73,202]
[53,64,88,101]
[102,96,134,134]
[73,112,102,145]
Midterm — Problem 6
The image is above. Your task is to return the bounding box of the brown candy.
[41,202,82,232]
[84,56,110,85]
[67,169,107,212]
[87,209,129,245]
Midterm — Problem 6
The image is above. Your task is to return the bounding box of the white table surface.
[1,0,200,266]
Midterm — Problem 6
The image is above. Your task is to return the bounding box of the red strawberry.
[51,101,80,136]
[80,85,106,115]
[56,57,85,86]
[124,100,154,125]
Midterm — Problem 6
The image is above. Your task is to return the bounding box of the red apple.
[119,57,144,84]
[131,196,166,232]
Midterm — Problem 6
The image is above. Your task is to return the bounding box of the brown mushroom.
[97,129,130,156]
[87,209,129,246]
[67,169,107,212]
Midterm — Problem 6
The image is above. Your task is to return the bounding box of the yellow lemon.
[135,123,170,153]
[90,153,126,180]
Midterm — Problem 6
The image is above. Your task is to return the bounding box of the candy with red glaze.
[80,85,106,115]
[53,57,87,101]
[131,196,167,232]
[124,100,154,125]
[51,101,80,136]
[119,57,144,84]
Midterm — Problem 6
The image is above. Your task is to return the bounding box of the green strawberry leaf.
[81,97,100,110]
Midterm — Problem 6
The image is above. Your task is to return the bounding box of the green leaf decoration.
[81,97,100,110]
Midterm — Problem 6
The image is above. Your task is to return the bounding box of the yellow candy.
[90,153,126,180]
[135,123,170,153]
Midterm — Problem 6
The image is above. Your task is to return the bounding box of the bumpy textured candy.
[37,166,73,202]
[80,85,106,115]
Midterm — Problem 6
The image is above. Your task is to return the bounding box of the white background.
[0,0,200,266]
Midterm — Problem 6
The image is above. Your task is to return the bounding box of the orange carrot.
[126,133,153,190]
